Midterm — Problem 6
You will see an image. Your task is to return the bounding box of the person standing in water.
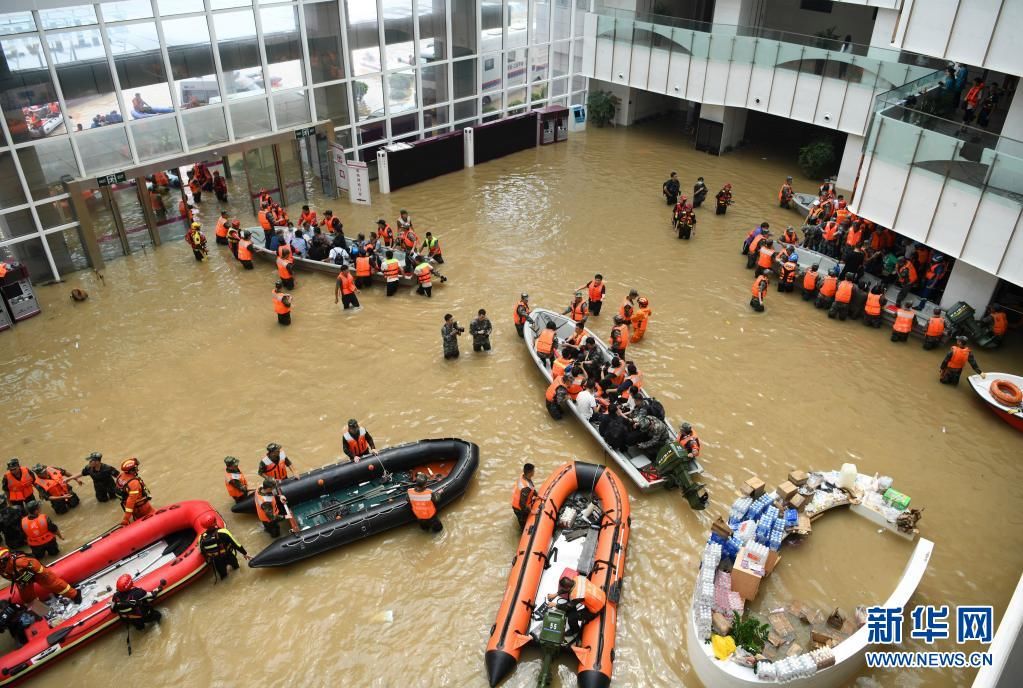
[692,177,708,207]
[442,314,464,360]
[470,309,493,352]
[408,473,442,533]
[662,171,680,206]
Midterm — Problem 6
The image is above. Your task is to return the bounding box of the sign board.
[294,126,316,139]
[347,160,371,205]
[96,171,126,187]
[330,142,349,193]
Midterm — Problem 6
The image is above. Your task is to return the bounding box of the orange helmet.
[121,457,139,473]
[116,574,133,592]
[638,297,649,306]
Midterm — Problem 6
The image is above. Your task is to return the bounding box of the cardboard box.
[776,481,798,500]
[730,563,763,601]
[744,477,765,498]
[712,611,733,636]
[768,612,795,641]
[785,643,804,658]
[765,550,782,576]
[788,493,807,510]
[796,514,812,535]
[788,470,808,486]
[811,628,838,648]
[711,516,733,539]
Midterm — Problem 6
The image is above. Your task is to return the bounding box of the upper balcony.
[851,74,1023,287]
[579,9,942,137]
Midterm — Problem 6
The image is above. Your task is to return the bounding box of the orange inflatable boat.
[485,461,630,688]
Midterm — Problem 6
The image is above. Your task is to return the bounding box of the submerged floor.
[2,122,1021,687]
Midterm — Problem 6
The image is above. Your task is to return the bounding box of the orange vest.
[513,300,530,326]
[258,210,272,231]
[587,281,604,302]
[779,183,791,202]
[608,364,626,386]
[822,222,838,242]
[4,468,35,502]
[751,275,768,298]
[546,377,566,402]
[819,276,837,298]
[400,229,418,250]
[225,468,248,499]
[338,272,356,295]
[511,476,536,511]
[382,259,401,280]
[991,312,1007,336]
[535,329,556,355]
[407,488,436,520]
[276,257,293,279]
[802,271,818,291]
[780,262,797,283]
[255,492,279,523]
[748,234,765,254]
[947,345,971,370]
[899,262,918,285]
[273,291,290,315]
[552,357,569,380]
[757,247,774,269]
[835,281,853,304]
[845,227,862,247]
[343,429,369,456]
[355,256,371,277]
[299,211,317,226]
[894,308,915,333]
[237,240,253,261]
[621,372,643,400]
[781,231,798,244]
[22,514,54,547]
[865,293,882,317]
[925,316,945,338]
[610,324,629,350]
[215,218,229,238]
[568,301,587,322]
[415,264,433,284]
[261,455,289,480]
[379,225,394,245]
[835,208,851,226]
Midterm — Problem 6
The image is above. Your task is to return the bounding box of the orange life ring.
[990,379,1022,406]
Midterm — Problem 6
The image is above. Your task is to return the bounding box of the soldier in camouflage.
[441,313,464,359]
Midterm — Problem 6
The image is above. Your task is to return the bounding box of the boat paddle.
[273,483,300,534]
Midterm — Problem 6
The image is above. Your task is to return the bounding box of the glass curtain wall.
[0,0,588,280]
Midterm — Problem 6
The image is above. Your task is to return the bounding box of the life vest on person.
[620,372,643,400]
[379,225,394,246]
[568,300,587,322]
[0,552,39,585]
[947,345,971,369]
[546,377,567,403]
[570,576,606,614]
[751,275,768,298]
[511,476,536,511]
[154,172,169,187]
[617,299,635,320]
[258,210,272,231]
[407,488,436,520]
[587,281,604,302]
[237,240,253,261]
[116,474,150,511]
[835,281,854,304]
[845,226,862,247]
[780,262,797,283]
[343,428,370,456]
[414,263,433,285]
[757,247,774,269]
[893,308,915,334]
[925,261,945,285]
[781,230,798,244]
[608,363,626,386]
[748,234,765,254]
[779,183,792,202]
[338,272,356,295]
[21,514,54,547]
[966,84,983,107]
[215,218,229,238]
[276,257,293,279]
[225,468,248,499]
[898,262,918,285]
[819,276,837,298]
[925,316,945,338]
[262,454,289,480]
[535,329,556,356]
[4,468,35,502]
[631,307,651,329]
[822,221,838,242]
[382,259,401,280]
[254,492,279,523]
[802,271,818,291]
[355,256,371,277]
[299,210,317,226]
[567,329,585,347]
[425,236,441,256]
[273,291,290,315]
[551,356,570,380]
[111,590,150,620]
[513,300,530,326]
[865,293,883,316]
[610,324,629,350]
[565,375,585,400]
[35,472,70,499]
[991,311,1007,336]
[677,429,701,457]
[199,529,231,558]
[835,208,851,227]
[400,229,418,250]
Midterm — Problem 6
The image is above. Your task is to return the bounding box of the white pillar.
[836,134,863,192]
[940,259,1000,313]
[376,150,391,194]
[700,104,747,154]
[463,127,474,168]
[868,8,900,59]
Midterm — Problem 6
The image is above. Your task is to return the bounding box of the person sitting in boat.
[198,513,250,580]
[111,574,162,630]
[631,414,671,460]
[0,599,39,646]
[0,546,81,603]
[939,337,984,387]
[547,575,606,637]
[259,443,295,481]
[342,420,377,462]
[574,379,600,423]
[407,473,442,533]
[535,321,560,368]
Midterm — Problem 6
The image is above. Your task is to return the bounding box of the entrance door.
[278,139,307,207]
[242,145,281,215]
[111,181,154,253]
[80,181,154,261]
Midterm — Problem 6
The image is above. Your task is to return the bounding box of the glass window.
[532,0,551,44]
[508,1,528,50]
[17,137,78,200]
[391,113,417,137]
[553,0,571,40]
[0,236,52,281]
[481,0,502,51]
[210,0,252,9]
[132,116,183,161]
[273,90,311,128]
[387,70,417,116]
[572,75,586,92]
[357,121,385,145]
[75,126,133,176]
[157,0,205,16]
[482,54,501,94]
[507,87,527,112]
[36,199,76,229]
[506,51,526,87]
[451,0,476,57]
[531,44,549,83]
[423,105,449,128]
[382,0,414,71]
[38,6,97,30]
[165,16,220,108]
[47,226,92,274]
[48,29,120,129]
[347,0,381,76]
[418,0,447,62]
[183,106,229,148]
[0,12,36,36]
[335,128,353,148]
[314,83,351,128]
[101,0,153,22]
[453,58,476,99]
[0,151,27,208]
[261,5,305,90]
[550,76,568,97]
[552,40,570,77]
[230,96,271,138]
[0,34,67,142]
[0,209,38,241]
[305,2,345,83]
[453,99,476,121]
[214,10,265,100]
[421,64,449,107]
[352,75,383,120]
[482,91,501,115]
[108,23,174,113]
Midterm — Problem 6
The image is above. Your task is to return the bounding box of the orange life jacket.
[781,230,798,244]
[21,514,54,547]
[338,272,356,295]
[551,356,570,380]
[822,222,838,242]
[748,234,765,254]
[610,324,629,350]
[276,257,293,279]
[899,262,918,285]
[379,225,394,245]
[620,372,643,400]
[355,256,371,277]
[757,247,774,269]
[382,259,401,280]
[751,275,768,298]
[865,293,882,316]
[414,263,433,285]
[925,316,945,338]
[947,345,971,370]
[570,576,606,614]
[546,376,566,402]
[991,312,1007,336]
[407,488,436,520]
[780,262,797,283]
[893,308,915,334]
[568,301,587,322]
[258,211,272,231]
[567,330,585,347]
[845,227,862,247]
[254,492,279,523]
[513,300,530,326]
[587,281,604,302]
[608,363,626,386]
[802,271,818,291]
[299,211,317,226]
[535,329,556,355]
[677,429,701,457]
[835,281,854,304]
[617,299,635,320]
[3,468,35,502]
[225,468,248,499]
[835,208,851,226]
[154,172,169,187]
[273,291,290,315]
[511,476,536,511]
[400,229,418,250]
[237,240,253,261]
[819,276,837,298]
[261,454,289,480]
[779,183,792,202]
[343,429,370,456]
[215,218,229,238]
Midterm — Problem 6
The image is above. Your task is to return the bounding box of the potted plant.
[730,612,771,655]
[587,90,621,127]
[798,138,837,179]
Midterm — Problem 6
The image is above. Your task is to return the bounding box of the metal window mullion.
[412,0,425,135]
[34,14,87,177]
[477,0,483,119]
[297,0,316,124]
[96,5,140,166]
[27,204,61,280]
[335,1,358,158]
[251,2,278,132]
[567,0,578,96]
[152,0,191,154]
[0,109,33,207]
[445,0,454,111]
[205,0,236,141]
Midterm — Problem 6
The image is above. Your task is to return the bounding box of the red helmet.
[116,574,133,592]
[200,514,217,529]
[120,457,139,473]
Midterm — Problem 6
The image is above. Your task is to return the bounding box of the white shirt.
[328,246,349,265]
[574,390,598,419]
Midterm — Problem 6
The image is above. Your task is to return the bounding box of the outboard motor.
[655,442,709,510]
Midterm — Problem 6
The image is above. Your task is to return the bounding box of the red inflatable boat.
[0,500,216,685]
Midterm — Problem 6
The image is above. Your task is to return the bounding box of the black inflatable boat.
[232,438,479,567]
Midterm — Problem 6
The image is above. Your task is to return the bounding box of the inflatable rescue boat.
[232,438,478,567]
[0,500,215,685]
[485,461,630,688]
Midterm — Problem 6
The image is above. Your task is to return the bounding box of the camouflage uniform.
[636,415,671,455]
[469,317,492,352]
[441,322,461,359]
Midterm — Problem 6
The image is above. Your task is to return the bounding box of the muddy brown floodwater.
[2,122,1021,688]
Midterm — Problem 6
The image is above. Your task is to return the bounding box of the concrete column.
[700,104,747,154]
[712,0,757,30]
[940,259,1000,313]
[835,134,863,192]
[868,8,900,59]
